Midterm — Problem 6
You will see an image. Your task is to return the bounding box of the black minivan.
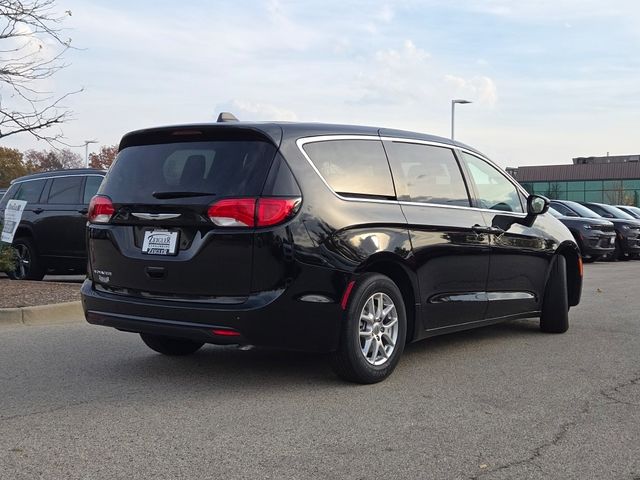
[82,120,582,383]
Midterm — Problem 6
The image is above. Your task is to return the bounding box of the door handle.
[78,208,89,215]
[472,224,492,234]
[472,224,505,234]
[33,207,44,214]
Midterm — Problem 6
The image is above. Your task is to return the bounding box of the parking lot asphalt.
[1,262,639,480]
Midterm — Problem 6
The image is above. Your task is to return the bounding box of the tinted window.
[262,154,301,197]
[550,202,577,217]
[462,153,523,213]
[384,142,469,206]
[303,140,395,198]
[585,203,634,220]
[548,207,562,218]
[83,176,103,204]
[14,180,46,203]
[621,206,640,219]
[101,141,275,204]
[48,176,83,204]
[562,201,601,218]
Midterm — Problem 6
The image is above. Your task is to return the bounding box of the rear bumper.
[81,277,345,353]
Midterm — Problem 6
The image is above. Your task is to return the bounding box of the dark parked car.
[551,200,640,261]
[0,169,106,279]
[547,206,615,262]
[82,120,583,383]
[616,205,640,219]
[577,202,640,260]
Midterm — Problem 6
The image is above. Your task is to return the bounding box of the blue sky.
[3,0,640,167]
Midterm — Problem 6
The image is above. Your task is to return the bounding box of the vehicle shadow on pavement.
[403,318,541,357]
[99,319,542,388]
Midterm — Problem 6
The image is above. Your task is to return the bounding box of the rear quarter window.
[1,184,19,204]
[14,179,47,203]
[83,176,104,204]
[302,139,395,199]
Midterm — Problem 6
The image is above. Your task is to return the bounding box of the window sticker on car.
[1,199,27,243]
[142,230,179,255]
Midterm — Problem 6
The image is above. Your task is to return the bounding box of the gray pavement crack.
[468,402,589,480]
[0,388,146,423]
[599,374,640,407]
[0,399,96,422]
[468,371,640,480]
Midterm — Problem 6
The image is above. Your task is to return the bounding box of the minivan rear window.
[100,141,276,203]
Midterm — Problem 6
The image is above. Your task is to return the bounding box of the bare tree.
[604,186,634,206]
[544,182,564,200]
[24,147,82,171]
[0,0,80,144]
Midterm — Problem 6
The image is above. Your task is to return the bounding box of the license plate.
[610,237,615,246]
[142,230,179,255]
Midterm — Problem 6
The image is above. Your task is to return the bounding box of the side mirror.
[491,194,550,231]
[527,195,549,216]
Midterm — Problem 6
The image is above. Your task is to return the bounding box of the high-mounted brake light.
[207,197,301,228]
[88,195,115,224]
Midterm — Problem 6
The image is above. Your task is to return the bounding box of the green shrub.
[0,222,17,273]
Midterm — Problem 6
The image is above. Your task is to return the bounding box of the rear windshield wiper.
[152,191,216,199]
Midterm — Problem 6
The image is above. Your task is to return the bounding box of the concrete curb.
[0,301,83,327]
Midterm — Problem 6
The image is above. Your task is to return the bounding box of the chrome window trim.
[296,135,398,206]
[296,134,529,218]
[450,147,531,202]
[380,135,530,198]
[12,174,104,185]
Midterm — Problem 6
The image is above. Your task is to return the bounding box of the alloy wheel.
[358,292,399,366]
[14,244,30,280]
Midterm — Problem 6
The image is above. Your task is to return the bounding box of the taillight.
[257,198,301,227]
[207,198,256,227]
[207,197,301,228]
[88,195,115,224]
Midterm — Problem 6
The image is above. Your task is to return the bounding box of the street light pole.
[84,139,99,167]
[451,99,472,141]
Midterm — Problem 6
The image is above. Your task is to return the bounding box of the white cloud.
[214,100,297,122]
[444,0,640,20]
[444,75,498,106]
[354,40,497,112]
[376,4,395,23]
[375,39,430,65]
[2,0,638,168]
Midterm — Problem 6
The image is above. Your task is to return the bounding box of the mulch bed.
[0,278,81,308]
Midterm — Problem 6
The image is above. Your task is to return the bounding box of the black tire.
[582,256,597,263]
[140,333,204,356]
[330,273,407,384]
[615,239,629,261]
[7,237,45,281]
[540,255,569,333]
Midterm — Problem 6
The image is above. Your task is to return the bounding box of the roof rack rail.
[216,112,239,123]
